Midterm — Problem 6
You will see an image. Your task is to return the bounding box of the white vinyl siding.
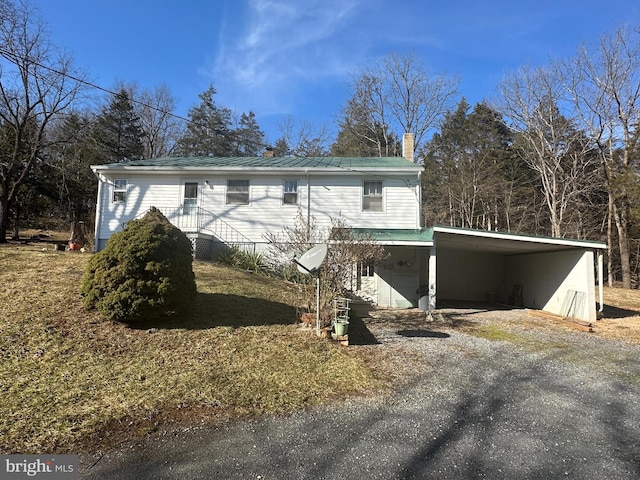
[95,173,420,249]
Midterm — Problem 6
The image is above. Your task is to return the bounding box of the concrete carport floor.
[427,227,607,323]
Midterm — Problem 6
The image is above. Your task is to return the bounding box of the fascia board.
[433,226,607,250]
[90,165,421,176]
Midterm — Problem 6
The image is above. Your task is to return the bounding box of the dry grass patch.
[592,286,640,345]
[0,244,375,453]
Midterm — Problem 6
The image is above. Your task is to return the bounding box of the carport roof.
[353,226,607,254]
[352,228,434,246]
[433,226,606,254]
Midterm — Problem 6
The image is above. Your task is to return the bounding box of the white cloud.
[207,0,367,117]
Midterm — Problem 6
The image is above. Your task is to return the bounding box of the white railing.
[123,206,255,251]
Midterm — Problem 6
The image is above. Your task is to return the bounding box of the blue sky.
[34,0,639,144]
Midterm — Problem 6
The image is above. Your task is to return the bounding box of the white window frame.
[362,180,383,212]
[226,179,250,205]
[283,180,298,205]
[112,178,128,203]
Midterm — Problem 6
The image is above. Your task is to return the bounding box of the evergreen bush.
[81,207,197,323]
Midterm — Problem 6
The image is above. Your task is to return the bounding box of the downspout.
[92,169,103,252]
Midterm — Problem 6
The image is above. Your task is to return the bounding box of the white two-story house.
[91,135,606,322]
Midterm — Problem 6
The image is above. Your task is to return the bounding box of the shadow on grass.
[126,292,298,330]
[602,304,640,319]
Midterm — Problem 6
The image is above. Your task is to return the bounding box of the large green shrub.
[81,207,197,323]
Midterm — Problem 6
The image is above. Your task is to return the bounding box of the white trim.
[93,173,104,251]
[91,166,421,176]
[432,226,607,250]
[369,240,434,247]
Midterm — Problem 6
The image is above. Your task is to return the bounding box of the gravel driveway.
[79,306,640,479]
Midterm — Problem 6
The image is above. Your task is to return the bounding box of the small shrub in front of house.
[217,245,271,274]
[81,207,197,323]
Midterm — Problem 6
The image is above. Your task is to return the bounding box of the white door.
[183,182,199,215]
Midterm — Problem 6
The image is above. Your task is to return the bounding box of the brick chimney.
[402,133,414,162]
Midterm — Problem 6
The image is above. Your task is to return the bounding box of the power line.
[0,46,420,183]
[0,46,193,125]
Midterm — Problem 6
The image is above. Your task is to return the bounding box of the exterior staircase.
[123,206,255,258]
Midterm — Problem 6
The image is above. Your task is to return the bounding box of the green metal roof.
[352,228,434,243]
[92,156,422,170]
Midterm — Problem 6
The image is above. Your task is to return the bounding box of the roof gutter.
[89,165,421,176]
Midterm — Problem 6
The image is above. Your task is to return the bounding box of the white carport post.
[428,245,437,311]
[598,250,604,316]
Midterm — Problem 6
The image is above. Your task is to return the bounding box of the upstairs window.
[363,181,383,211]
[283,180,298,205]
[112,179,128,203]
[226,179,250,205]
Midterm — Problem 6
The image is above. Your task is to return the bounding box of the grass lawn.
[2,239,640,454]
[0,243,377,453]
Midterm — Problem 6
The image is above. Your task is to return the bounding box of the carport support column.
[428,246,436,311]
[598,250,604,315]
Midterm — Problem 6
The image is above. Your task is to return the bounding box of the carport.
[355,226,607,323]
[428,226,606,323]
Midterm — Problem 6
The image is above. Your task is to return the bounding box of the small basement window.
[356,260,375,290]
[358,261,375,277]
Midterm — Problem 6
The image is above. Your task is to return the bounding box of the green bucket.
[334,321,349,336]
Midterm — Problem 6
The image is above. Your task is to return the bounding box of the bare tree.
[264,211,385,325]
[342,52,458,156]
[137,84,181,158]
[495,63,598,238]
[566,25,640,288]
[277,116,331,157]
[0,0,85,242]
[117,82,182,159]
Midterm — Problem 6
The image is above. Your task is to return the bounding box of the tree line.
[0,1,638,288]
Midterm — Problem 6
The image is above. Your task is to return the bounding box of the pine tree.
[175,85,234,157]
[93,90,145,163]
[423,100,520,230]
[232,111,265,156]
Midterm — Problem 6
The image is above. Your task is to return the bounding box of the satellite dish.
[295,244,328,274]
